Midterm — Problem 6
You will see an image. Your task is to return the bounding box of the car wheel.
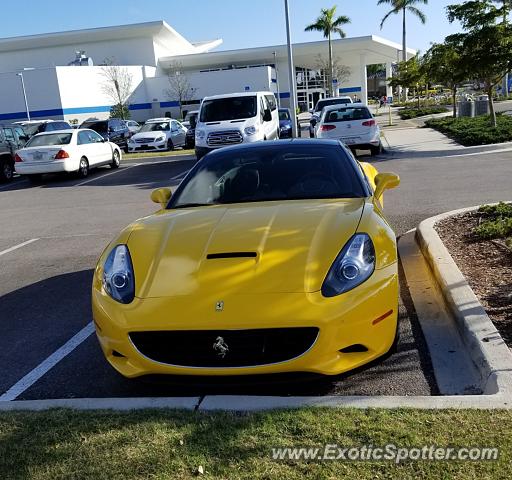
[0,160,13,182]
[27,174,42,184]
[110,150,120,169]
[370,143,383,156]
[77,157,89,178]
[167,139,174,151]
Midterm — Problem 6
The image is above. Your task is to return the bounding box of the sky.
[2,0,462,55]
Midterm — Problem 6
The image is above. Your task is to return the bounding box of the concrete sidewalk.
[381,125,512,158]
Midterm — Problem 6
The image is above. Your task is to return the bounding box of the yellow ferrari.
[92,139,400,378]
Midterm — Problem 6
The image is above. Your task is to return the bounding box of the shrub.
[399,106,449,120]
[426,115,512,146]
[473,202,512,241]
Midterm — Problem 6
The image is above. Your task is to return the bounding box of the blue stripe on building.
[159,101,181,108]
[339,86,362,93]
[279,92,291,99]
[0,102,152,121]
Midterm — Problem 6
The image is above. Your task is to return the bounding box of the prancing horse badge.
[215,300,224,312]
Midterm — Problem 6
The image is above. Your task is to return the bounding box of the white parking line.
[0,238,39,257]
[170,170,189,181]
[0,322,95,401]
[0,179,29,191]
[74,164,140,187]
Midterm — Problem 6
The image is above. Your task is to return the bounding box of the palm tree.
[305,6,351,96]
[378,0,428,62]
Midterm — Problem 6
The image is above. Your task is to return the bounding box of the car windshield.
[279,110,290,121]
[168,145,365,208]
[22,123,44,136]
[81,121,108,133]
[200,96,257,122]
[25,133,73,147]
[315,98,352,112]
[323,107,372,122]
[140,122,170,132]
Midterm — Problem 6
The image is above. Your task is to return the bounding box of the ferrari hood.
[128,199,365,298]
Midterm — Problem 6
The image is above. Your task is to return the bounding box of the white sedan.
[15,129,122,181]
[315,104,382,156]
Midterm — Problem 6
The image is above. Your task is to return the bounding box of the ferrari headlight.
[321,234,375,297]
[102,245,135,304]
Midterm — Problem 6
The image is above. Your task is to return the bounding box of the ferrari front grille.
[129,327,319,368]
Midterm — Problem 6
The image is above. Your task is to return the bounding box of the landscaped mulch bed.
[436,211,512,348]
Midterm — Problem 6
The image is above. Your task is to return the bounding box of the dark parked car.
[80,118,130,152]
[0,123,29,182]
[15,120,72,139]
[278,108,293,138]
[184,110,198,149]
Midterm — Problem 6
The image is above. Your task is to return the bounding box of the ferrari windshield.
[169,144,366,208]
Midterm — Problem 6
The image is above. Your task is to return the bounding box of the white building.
[0,21,415,123]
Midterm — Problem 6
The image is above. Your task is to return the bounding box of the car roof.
[32,129,77,135]
[146,118,172,122]
[202,91,274,101]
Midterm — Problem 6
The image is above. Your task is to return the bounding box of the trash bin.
[457,101,475,118]
[474,99,489,116]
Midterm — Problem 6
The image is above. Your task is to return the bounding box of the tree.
[378,0,428,63]
[388,55,425,107]
[447,0,512,127]
[305,6,351,97]
[165,62,197,119]
[314,54,351,93]
[100,58,133,120]
[422,39,467,117]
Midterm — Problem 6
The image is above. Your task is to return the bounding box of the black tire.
[110,150,120,169]
[27,174,42,184]
[167,139,174,151]
[370,143,383,156]
[77,157,89,178]
[0,160,14,182]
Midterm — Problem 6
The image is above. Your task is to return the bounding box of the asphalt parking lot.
[1,147,511,401]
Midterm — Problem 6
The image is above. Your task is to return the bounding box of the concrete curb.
[0,393,510,412]
[416,204,512,396]
[0,397,201,411]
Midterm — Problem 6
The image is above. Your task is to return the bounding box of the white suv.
[195,92,279,160]
[127,118,187,152]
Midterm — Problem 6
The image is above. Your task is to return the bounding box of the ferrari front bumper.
[92,263,398,377]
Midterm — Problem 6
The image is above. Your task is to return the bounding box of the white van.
[195,91,279,159]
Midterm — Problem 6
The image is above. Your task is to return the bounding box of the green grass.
[123,149,195,160]
[474,202,512,243]
[398,107,449,120]
[425,114,512,146]
[0,408,510,479]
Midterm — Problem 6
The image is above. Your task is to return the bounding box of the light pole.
[272,51,281,107]
[17,70,32,121]
[284,0,299,138]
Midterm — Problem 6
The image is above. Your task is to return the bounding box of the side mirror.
[151,187,172,208]
[263,109,272,122]
[373,172,400,203]
[309,108,314,114]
